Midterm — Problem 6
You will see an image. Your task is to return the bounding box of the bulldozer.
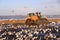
[25,12,49,26]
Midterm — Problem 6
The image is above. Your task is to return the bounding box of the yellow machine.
[25,12,49,26]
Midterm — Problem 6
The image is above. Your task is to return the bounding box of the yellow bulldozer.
[25,12,49,26]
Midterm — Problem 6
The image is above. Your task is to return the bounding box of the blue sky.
[0,0,60,15]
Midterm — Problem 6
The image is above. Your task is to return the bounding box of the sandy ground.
[0,18,60,24]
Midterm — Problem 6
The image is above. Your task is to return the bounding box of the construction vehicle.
[25,12,49,26]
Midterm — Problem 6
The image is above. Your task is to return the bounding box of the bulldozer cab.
[26,12,41,21]
[28,13,34,17]
[27,12,41,17]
